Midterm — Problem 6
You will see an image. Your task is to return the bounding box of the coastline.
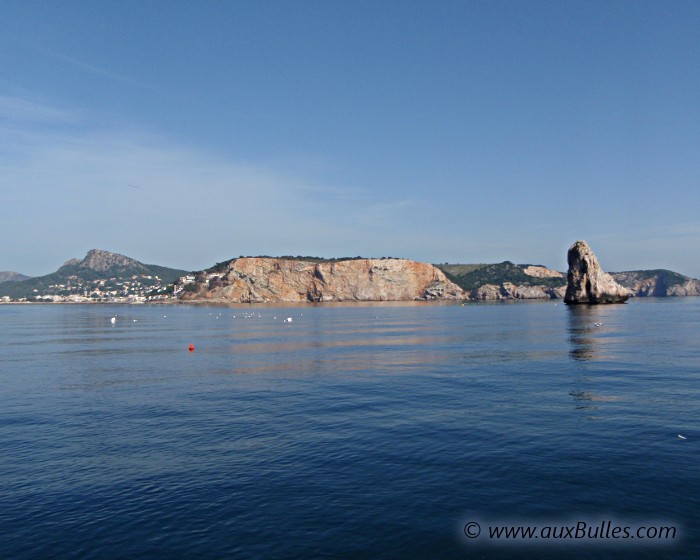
[3,296,696,309]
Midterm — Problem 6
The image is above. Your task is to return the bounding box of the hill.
[436,261,566,292]
[0,272,31,283]
[0,249,188,302]
[611,269,700,297]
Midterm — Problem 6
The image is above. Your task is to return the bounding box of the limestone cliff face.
[564,241,630,304]
[612,271,700,297]
[521,265,564,279]
[180,258,464,302]
[666,280,700,296]
[469,283,565,301]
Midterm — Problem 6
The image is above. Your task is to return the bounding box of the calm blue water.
[1,300,699,559]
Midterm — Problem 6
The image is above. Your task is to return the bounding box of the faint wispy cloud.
[0,95,77,123]
[592,222,700,247]
[34,46,151,89]
[647,222,700,240]
[0,99,423,272]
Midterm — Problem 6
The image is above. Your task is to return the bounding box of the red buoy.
[189,344,195,352]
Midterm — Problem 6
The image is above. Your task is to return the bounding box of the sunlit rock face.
[564,241,631,304]
[612,271,700,297]
[180,257,465,302]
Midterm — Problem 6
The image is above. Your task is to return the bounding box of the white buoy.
[286,317,293,323]
[110,316,116,324]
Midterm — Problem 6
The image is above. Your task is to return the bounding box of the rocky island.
[564,241,631,304]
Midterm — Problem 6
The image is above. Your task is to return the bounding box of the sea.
[1,299,699,559]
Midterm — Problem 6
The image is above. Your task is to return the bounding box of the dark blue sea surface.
[1,299,699,559]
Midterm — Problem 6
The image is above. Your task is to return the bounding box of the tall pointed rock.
[564,241,631,304]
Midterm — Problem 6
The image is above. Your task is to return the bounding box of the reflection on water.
[565,304,629,362]
[566,305,630,417]
[569,389,622,410]
[566,305,607,361]
[3,301,700,559]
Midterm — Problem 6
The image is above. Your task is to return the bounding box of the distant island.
[1,248,698,303]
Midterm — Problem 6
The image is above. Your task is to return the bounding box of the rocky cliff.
[564,241,631,304]
[612,270,700,297]
[178,257,464,302]
[469,283,566,301]
[521,265,564,279]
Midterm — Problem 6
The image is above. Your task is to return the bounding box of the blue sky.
[2,0,699,277]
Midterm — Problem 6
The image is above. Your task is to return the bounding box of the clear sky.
[2,0,699,277]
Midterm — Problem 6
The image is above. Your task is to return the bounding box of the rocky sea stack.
[564,241,631,304]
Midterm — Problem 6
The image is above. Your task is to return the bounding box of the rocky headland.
[437,261,566,301]
[177,257,464,303]
[612,270,700,297]
[564,241,631,304]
